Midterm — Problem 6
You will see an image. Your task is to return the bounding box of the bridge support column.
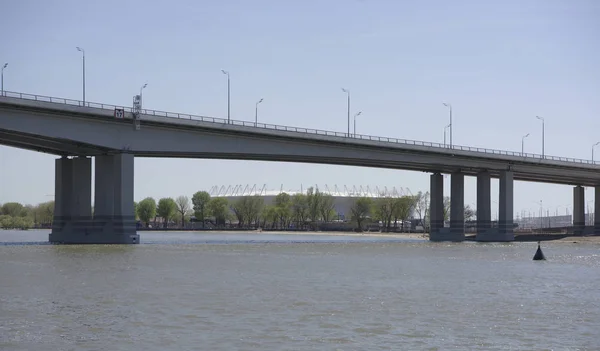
[595,186,600,235]
[429,173,445,241]
[573,185,585,235]
[449,172,465,241]
[496,170,515,241]
[475,171,492,240]
[49,157,93,242]
[49,153,139,244]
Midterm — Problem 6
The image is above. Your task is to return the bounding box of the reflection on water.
[1,230,599,350]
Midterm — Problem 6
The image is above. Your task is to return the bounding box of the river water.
[1,230,599,350]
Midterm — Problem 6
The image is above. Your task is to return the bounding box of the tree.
[261,205,279,229]
[350,197,373,232]
[464,205,476,222]
[137,197,156,227]
[306,187,322,227]
[192,191,211,228]
[1,202,25,217]
[231,196,264,228]
[443,196,451,222]
[319,194,335,223]
[208,197,229,226]
[175,195,190,228]
[393,196,417,231]
[133,201,139,220]
[374,197,396,232]
[414,191,429,229]
[274,192,292,229]
[291,194,308,229]
[157,197,177,228]
[33,201,54,226]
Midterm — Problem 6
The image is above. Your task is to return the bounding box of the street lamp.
[592,142,600,162]
[353,111,362,137]
[1,63,7,96]
[255,98,263,126]
[536,115,545,157]
[444,124,450,147]
[221,70,230,123]
[521,133,530,156]
[140,83,148,108]
[341,88,350,137]
[76,47,85,104]
[443,102,452,148]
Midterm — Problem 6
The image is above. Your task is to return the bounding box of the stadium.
[207,184,415,220]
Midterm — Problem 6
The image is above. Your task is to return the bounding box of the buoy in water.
[533,241,546,261]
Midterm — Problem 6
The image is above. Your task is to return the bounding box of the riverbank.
[143,229,600,243]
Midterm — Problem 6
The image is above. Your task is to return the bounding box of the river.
[1,230,599,350]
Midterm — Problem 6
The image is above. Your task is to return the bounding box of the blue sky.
[1,0,599,217]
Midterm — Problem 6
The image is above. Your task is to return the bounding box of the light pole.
[536,115,545,157]
[254,98,263,126]
[342,88,350,137]
[353,111,362,137]
[221,70,230,123]
[1,63,8,96]
[521,133,530,156]
[76,47,85,104]
[444,124,450,147]
[140,83,148,108]
[592,142,600,162]
[443,102,452,148]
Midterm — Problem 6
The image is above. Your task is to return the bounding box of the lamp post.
[592,142,600,162]
[353,111,362,137]
[76,47,85,105]
[1,63,7,96]
[536,115,545,157]
[443,102,452,148]
[254,98,263,126]
[444,124,450,147]
[221,70,230,123]
[140,83,148,108]
[342,88,350,137]
[521,133,530,156]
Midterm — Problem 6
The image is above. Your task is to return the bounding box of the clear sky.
[1,0,599,218]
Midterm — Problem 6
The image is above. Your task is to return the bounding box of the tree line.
[0,189,475,232]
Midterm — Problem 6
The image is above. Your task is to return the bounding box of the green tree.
[192,191,211,228]
[374,197,396,232]
[319,194,335,223]
[393,196,417,231]
[443,196,451,222]
[350,197,373,232]
[261,205,279,229]
[208,197,229,226]
[137,197,157,227]
[274,192,292,229]
[175,195,190,228]
[414,191,429,229]
[133,201,139,220]
[157,197,177,228]
[291,193,308,229]
[306,187,322,225]
[231,196,264,228]
[1,202,25,217]
[33,201,54,226]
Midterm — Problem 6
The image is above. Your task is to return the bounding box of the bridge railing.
[2,90,598,165]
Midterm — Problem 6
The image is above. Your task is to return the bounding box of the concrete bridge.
[1,91,599,244]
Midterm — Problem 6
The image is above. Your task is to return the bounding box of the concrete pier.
[573,185,585,235]
[449,172,465,241]
[475,171,491,239]
[49,153,139,244]
[429,173,446,241]
[497,170,514,241]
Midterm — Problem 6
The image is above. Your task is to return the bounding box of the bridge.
[1,90,599,243]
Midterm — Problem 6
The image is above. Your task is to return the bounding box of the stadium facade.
[208,184,414,220]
